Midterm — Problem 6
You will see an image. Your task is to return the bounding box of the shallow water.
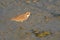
[0,0,60,40]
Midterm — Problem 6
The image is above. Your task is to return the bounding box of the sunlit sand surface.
[10,12,31,22]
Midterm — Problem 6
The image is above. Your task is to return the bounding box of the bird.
[10,12,31,22]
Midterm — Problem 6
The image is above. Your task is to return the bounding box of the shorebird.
[10,12,30,22]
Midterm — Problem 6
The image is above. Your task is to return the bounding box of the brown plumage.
[11,12,30,22]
